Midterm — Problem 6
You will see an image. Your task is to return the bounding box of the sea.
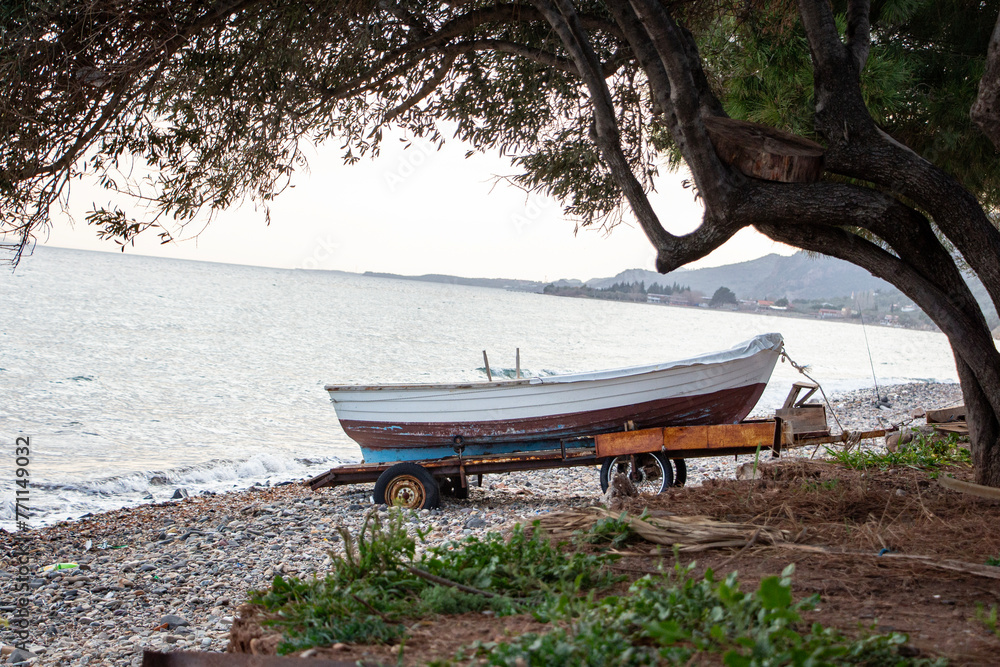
[0,246,960,530]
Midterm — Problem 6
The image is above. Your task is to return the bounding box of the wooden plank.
[596,428,666,457]
[709,422,777,449]
[782,382,818,408]
[792,428,886,446]
[926,404,966,424]
[596,422,779,457]
[932,422,969,435]
[774,405,829,436]
[662,425,711,451]
[142,650,365,666]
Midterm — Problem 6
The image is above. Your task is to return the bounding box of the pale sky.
[40,128,793,282]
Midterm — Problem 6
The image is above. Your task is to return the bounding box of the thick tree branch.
[798,0,1000,319]
[626,0,735,208]
[754,216,1000,418]
[532,0,672,249]
[602,0,676,119]
[972,10,1000,148]
[845,0,871,71]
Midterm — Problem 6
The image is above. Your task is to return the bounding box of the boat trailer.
[307,383,887,510]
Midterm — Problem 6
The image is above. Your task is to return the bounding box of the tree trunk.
[754,215,1000,486]
[956,357,1000,487]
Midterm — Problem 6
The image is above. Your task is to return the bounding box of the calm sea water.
[0,247,959,528]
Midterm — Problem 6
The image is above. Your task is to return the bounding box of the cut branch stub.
[703,117,825,183]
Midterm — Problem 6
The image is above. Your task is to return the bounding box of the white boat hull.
[325,333,783,462]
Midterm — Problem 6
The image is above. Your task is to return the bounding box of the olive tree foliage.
[6,0,1000,484]
[710,286,737,307]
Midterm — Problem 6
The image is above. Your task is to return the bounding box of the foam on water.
[0,452,348,527]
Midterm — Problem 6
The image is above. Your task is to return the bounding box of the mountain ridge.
[585,253,892,301]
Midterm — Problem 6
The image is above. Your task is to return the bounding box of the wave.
[0,452,354,526]
[31,452,349,496]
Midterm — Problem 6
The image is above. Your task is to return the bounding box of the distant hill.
[586,253,895,301]
[362,253,998,327]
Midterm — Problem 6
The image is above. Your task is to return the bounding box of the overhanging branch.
[531,0,672,249]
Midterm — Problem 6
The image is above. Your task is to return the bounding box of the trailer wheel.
[600,452,673,495]
[672,459,687,487]
[373,463,441,509]
[441,476,470,500]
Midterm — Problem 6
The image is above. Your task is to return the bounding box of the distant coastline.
[363,268,940,332]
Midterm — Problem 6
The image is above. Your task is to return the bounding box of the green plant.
[577,511,638,550]
[986,555,1000,566]
[248,510,620,654]
[974,604,1000,638]
[826,431,971,474]
[469,561,946,666]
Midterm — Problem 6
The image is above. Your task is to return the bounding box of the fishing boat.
[326,333,784,463]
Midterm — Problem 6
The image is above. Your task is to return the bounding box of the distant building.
[818,308,842,319]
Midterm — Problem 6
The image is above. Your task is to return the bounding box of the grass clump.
[986,555,1000,567]
[467,561,945,667]
[974,604,1000,638]
[826,431,970,474]
[248,510,620,654]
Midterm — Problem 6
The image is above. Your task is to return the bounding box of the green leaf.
[757,576,793,610]
[644,619,689,645]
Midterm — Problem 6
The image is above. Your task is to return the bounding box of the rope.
[858,311,885,405]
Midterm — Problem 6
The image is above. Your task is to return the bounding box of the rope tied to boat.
[779,348,861,453]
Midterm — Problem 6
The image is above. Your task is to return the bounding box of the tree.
[5,1,1000,485]
[710,286,737,308]
[775,297,789,308]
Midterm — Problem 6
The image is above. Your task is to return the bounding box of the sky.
[40,128,794,283]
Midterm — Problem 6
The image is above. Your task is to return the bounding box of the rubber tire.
[373,462,441,509]
[672,458,687,487]
[441,476,470,500]
[599,452,673,495]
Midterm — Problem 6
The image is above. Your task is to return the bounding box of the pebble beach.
[0,381,965,666]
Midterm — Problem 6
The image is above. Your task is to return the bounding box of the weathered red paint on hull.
[340,382,767,452]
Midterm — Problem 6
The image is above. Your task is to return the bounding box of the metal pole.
[482,350,492,381]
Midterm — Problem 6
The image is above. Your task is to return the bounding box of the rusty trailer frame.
[306,420,885,492]
[305,420,783,493]
[307,442,602,491]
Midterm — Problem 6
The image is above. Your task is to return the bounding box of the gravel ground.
[0,382,965,666]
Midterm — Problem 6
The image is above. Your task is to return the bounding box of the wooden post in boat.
[483,350,492,381]
[516,348,521,379]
